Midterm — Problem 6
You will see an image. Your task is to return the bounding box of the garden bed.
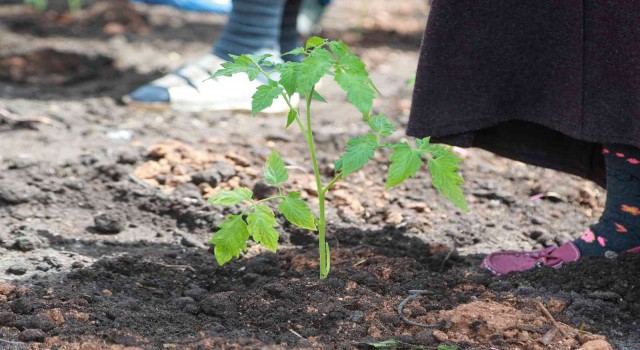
[0,1,637,349]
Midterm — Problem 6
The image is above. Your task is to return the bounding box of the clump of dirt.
[0,49,114,85]
[133,140,250,195]
[429,300,611,349]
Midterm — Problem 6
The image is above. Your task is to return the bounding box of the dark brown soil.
[0,1,638,349]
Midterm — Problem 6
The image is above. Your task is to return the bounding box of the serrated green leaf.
[213,54,261,81]
[278,192,316,230]
[247,205,279,252]
[297,48,334,94]
[210,214,250,265]
[208,187,253,206]
[252,84,284,115]
[336,134,378,176]
[306,36,326,49]
[428,149,469,211]
[311,90,327,103]
[334,158,343,173]
[368,114,395,136]
[334,68,375,115]
[286,109,298,128]
[282,47,307,57]
[386,142,423,188]
[328,40,349,60]
[415,137,431,150]
[279,62,300,96]
[263,151,289,185]
[438,345,459,350]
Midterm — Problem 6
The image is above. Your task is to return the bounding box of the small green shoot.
[24,0,82,12]
[209,37,468,279]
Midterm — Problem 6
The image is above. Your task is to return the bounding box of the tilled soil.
[0,1,638,349]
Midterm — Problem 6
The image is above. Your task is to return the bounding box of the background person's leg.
[279,0,303,59]
[214,0,288,60]
[126,0,292,112]
[482,143,640,275]
[574,144,640,255]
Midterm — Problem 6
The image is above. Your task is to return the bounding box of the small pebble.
[93,213,127,234]
[19,329,46,342]
[349,310,365,323]
[7,263,28,275]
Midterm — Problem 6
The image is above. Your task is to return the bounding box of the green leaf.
[386,142,423,188]
[278,192,316,230]
[336,134,378,176]
[297,48,334,94]
[368,114,395,136]
[286,109,298,128]
[247,205,279,252]
[328,40,349,60]
[311,90,327,103]
[210,214,250,265]
[428,148,469,211]
[328,41,378,115]
[263,151,289,185]
[438,345,459,350]
[282,47,307,57]
[279,62,300,96]
[334,67,375,115]
[212,54,263,81]
[208,187,253,206]
[415,137,431,150]
[305,36,326,49]
[252,84,284,115]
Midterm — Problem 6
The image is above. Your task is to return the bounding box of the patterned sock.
[213,0,287,60]
[279,0,303,61]
[574,144,640,256]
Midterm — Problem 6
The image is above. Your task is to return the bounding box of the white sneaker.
[123,54,298,114]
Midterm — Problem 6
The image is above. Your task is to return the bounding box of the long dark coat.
[407,1,640,188]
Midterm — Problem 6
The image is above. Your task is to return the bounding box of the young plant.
[24,0,81,12]
[209,37,468,279]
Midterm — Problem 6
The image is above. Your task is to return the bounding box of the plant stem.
[255,195,286,204]
[303,87,329,279]
[322,173,342,194]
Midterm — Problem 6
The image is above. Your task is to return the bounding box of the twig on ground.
[289,329,303,339]
[128,174,152,188]
[397,290,445,329]
[156,262,195,272]
[0,107,56,128]
[536,301,568,337]
[439,240,457,273]
[539,327,559,346]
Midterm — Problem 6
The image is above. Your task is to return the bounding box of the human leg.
[482,144,640,275]
[125,0,298,112]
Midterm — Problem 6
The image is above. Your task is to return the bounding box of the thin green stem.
[255,195,286,204]
[303,87,329,279]
[322,173,342,194]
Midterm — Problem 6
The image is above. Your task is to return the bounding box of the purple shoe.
[480,242,581,276]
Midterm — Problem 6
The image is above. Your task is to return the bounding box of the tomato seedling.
[209,37,468,279]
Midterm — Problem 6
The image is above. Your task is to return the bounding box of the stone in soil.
[191,169,221,186]
[93,213,127,234]
[19,328,46,342]
[7,263,29,275]
[0,183,32,205]
[211,160,236,181]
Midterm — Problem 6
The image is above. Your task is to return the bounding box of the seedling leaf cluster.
[209,37,468,279]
